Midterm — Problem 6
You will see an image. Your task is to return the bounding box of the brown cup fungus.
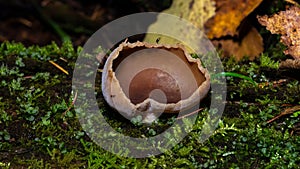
[101,41,210,123]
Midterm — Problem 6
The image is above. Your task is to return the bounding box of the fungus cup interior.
[112,45,206,105]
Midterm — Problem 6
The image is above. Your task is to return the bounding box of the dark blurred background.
[0,0,171,46]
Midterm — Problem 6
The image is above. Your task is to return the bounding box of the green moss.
[260,53,280,69]
[1,32,300,169]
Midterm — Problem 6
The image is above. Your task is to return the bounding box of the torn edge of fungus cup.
[100,40,211,123]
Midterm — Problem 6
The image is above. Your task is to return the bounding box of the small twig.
[23,75,33,79]
[62,91,78,118]
[291,122,300,135]
[90,5,102,20]
[59,57,68,62]
[226,101,296,107]
[258,79,288,88]
[267,105,300,124]
[49,60,69,75]
[17,18,32,27]
[176,108,204,120]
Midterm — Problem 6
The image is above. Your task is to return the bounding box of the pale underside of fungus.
[101,41,210,123]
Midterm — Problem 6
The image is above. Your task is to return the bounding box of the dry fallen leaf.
[144,0,263,60]
[212,26,263,60]
[143,0,215,47]
[258,6,300,60]
[205,0,263,39]
[203,0,264,60]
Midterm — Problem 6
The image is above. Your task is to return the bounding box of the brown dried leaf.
[205,0,263,39]
[212,26,263,60]
[257,6,300,59]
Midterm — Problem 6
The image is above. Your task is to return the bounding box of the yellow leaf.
[205,0,263,39]
[144,0,216,49]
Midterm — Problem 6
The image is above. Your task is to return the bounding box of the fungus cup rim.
[101,40,211,122]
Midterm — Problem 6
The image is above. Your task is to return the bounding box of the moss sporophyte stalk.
[212,72,257,86]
